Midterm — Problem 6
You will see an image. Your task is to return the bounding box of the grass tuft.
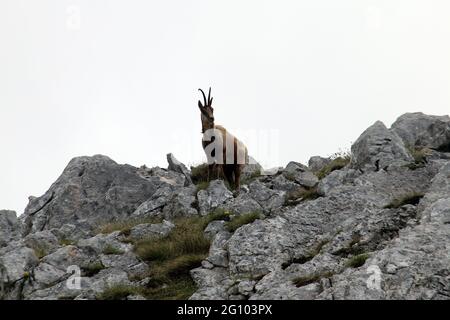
[293,271,334,288]
[81,261,105,277]
[384,192,425,209]
[59,237,76,246]
[190,163,210,185]
[130,211,236,300]
[316,156,351,180]
[345,253,370,268]
[284,186,321,206]
[226,212,261,233]
[97,285,141,300]
[96,216,162,235]
[102,244,124,255]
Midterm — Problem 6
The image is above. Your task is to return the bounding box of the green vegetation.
[225,212,261,233]
[96,216,162,235]
[81,261,105,277]
[202,208,231,227]
[345,253,370,268]
[132,212,232,300]
[284,186,321,206]
[293,271,334,288]
[384,192,425,209]
[134,216,210,261]
[59,237,76,246]
[142,278,198,300]
[316,156,351,180]
[190,163,210,185]
[96,285,141,300]
[195,181,210,192]
[33,247,48,259]
[102,244,124,255]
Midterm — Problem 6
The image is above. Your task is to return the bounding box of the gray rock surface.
[198,180,234,216]
[308,156,332,173]
[167,153,193,185]
[351,121,413,172]
[21,155,160,235]
[391,112,450,150]
[1,112,449,300]
[0,210,21,247]
[283,162,319,188]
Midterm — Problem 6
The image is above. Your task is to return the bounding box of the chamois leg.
[234,164,243,192]
[223,165,235,189]
[207,164,214,182]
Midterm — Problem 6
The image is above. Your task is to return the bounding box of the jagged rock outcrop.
[391,112,450,151]
[1,113,449,300]
[351,121,413,172]
[21,155,161,235]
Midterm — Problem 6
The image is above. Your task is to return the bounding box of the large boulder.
[351,121,413,172]
[308,156,332,173]
[21,155,160,235]
[391,112,450,151]
[282,162,318,188]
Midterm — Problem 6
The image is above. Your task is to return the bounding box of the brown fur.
[198,88,248,190]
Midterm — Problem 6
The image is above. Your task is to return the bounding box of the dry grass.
[96,216,162,235]
[345,253,370,268]
[131,212,234,300]
[316,156,351,180]
[226,212,261,233]
[384,192,425,209]
[285,186,321,206]
[293,271,334,288]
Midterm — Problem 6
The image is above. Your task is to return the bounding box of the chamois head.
[198,87,214,133]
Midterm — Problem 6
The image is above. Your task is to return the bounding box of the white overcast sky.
[1,0,450,214]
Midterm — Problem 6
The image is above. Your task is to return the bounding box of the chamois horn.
[207,87,212,106]
[198,89,207,107]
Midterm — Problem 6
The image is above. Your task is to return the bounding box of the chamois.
[198,87,248,190]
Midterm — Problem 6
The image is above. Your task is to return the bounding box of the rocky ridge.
[0,112,449,300]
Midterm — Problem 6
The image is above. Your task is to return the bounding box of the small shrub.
[196,181,210,192]
[284,186,321,206]
[406,147,431,170]
[144,277,198,300]
[134,216,211,262]
[59,238,75,246]
[96,216,162,235]
[201,208,231,228]
[33,247,48,259]
[191,163,210,184]
[293,271,334,288]
[81,261,105,277]
[384,192,425,209]
[132,213,226,300]
[102,244,124,255]
[226,212,261,233]
[345,253,370,268]
[316,156,351,180]
[97,285,140,300]
[153,254,206,279]
[409,147,431,164]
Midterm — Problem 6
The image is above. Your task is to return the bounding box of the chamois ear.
[198,100,203,109]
